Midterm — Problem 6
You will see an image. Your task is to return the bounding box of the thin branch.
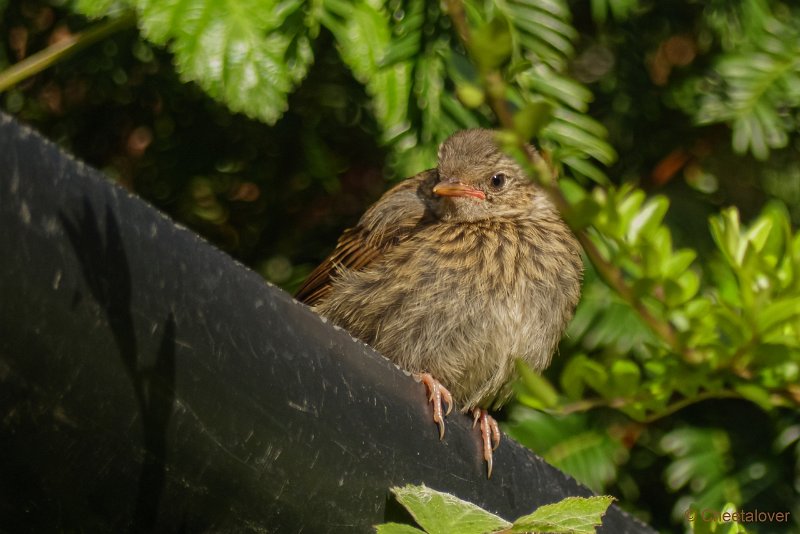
[0,13,136,93]
[549,389,744,423]
[636,390,742,424]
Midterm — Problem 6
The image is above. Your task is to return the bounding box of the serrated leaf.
[456,83,485,108]
[132,0,315,124]
[666,269,700,305]
[511,496,614,533]
[374,523,425,534]
[506,408,625,493]
[391,485,511,534]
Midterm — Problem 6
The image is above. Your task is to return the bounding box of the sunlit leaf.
[375,523,424,534]
[128,0,316,124]
[390,485,511,534]
[516,358,559,408]
[511,496,614,533]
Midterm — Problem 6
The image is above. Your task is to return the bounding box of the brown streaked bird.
[295,129,583,477]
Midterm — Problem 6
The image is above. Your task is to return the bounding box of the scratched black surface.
[0,113,655,533]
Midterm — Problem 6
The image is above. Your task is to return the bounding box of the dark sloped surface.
[0,112,654,533]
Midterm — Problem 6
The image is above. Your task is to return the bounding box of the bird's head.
[433,129,541,222]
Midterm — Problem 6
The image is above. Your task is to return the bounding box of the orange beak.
[432,181,486,200]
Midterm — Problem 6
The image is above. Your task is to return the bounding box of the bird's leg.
[472,408,501,478]
[415,372,453,440]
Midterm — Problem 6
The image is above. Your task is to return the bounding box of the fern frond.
[695,5,800,159]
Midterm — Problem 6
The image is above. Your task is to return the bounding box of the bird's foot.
[415,373,453,440]
[472,408,501,478]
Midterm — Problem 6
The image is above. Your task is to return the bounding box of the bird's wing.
[294,169,438,306]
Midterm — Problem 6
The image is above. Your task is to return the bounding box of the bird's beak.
[433,180,486,200]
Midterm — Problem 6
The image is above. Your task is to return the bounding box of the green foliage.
[73,0,317,124]
[681,0,800,160]
[511,495,615,534]
[662,427,737,516]
[518,190,800,417]
[382,484,510,534]
[506,407,628,493]
[65,0,612,179]
[490,0,617,182]
[3,0,800,532]
[376,484,613,534]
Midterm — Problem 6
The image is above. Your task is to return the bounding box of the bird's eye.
[490,173,507,189]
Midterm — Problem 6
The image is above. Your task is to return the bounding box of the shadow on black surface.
[61,199,177,532]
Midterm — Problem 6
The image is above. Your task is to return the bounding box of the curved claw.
[416,373,453,441]
[473,408,502,478]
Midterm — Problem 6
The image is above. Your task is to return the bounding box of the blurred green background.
[3,0,800,532]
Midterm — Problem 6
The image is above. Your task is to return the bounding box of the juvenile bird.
[296,129,583,477]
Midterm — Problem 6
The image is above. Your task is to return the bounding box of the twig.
[550,390,743,423]
[0,13,136,93]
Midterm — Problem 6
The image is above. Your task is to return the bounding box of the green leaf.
[733,383,774,411]
[470,14,513,71]
[627,196,669,244]
[710,208,742,267]
[516,359,559,408]
[609,360,640,396]
[500,0,574,69]
[132,0,315,124]
[513,99,554,141]
[390,485,511,534]
[322,0,414,144]
[75,0,126,17]
[511,496,615,533]
[456,83,485,109]
[374,523,425,534]
[755,298,800,335]
[687,503,713,534]
[506,408,626,492]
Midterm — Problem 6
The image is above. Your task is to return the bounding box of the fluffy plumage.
[296,129,583,412]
